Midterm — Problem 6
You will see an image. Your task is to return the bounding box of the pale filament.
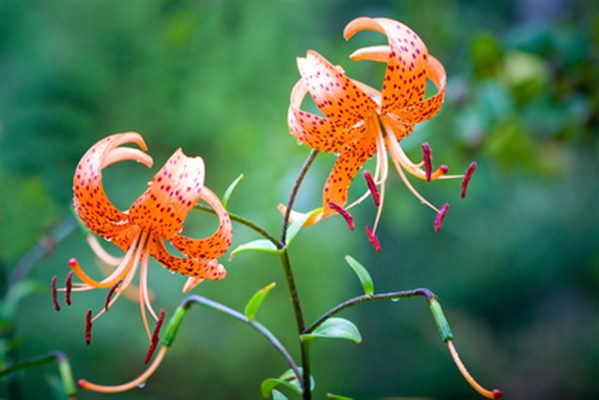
[447,340,500,399]
[91,230,149,323]
[96,259,151,303]
[139,243,158,342]
[60,233,141,291]
[385,125,441,213]
[87,235,123,266]
[78,345,168,393]
[382,116,460,181]
[371,121,388,232]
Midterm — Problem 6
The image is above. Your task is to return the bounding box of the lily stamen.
[85,309,92,345]
[461,161,477,199]
[52,276,61,312]
[65,271,73,306]
[363,170,380,207]
[104,280,122,311]
[328,202,355,231]
[422,143,433,181]
[144,309,165,364]
[79,345,168,393]
[447,340,503,399]
[365,225,382,252]
[434,203,450,232]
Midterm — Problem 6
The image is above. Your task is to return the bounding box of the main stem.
[280,149,318,399]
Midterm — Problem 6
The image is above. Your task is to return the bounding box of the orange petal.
[150,235,226,280]
[129,149,204,240]
[344,17,429,114]
[322,120,377,218]
[288,79,356,153]
[297,50,377,129]
[73,132,152,239]
[171,187,233,259]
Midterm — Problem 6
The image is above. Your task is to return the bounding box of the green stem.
[0,351,77,399]
[304,289,440,334]
[279,149,318,400]
[161,295,302,384]
[194,204,282,249]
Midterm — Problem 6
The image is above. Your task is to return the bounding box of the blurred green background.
[1,1,598,399]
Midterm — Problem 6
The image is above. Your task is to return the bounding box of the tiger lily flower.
[53,132,233,345]
[283,17,476,248]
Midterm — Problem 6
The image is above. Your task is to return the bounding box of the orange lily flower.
[53,132,232,344]
[284,17,476,248]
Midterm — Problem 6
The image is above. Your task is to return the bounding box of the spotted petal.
[150,236,226,280]
[129,149,205,241]
[171,187,233,259]
[344,17,429,114]
[297,50,377,129]
[322,121,378,218]
[73,132,152,240]
[288,79,357,153]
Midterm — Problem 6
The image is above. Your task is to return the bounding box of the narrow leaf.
[327,394,354,400]
[301,318,362,344]
[230,239,279,260]
[285,208,322,246]
[344,256,374,295]
[222,173,244,209]
[261,378,301,399]
[244,282,276,320]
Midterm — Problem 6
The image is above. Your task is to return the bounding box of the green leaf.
[285,208,322,247]
[344,256,374,296]
[279,368,315,391]
[244,282,276,320]
[1,280,46,323]
[230,239,279,260]
[301,318,362,344]
[327,393,354,400]
[222,173,244,209]
[261,378,301,399]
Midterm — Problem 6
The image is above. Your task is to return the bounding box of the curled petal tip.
[461,161,477,199]
[434,203,449,232]
[493,389,503,399]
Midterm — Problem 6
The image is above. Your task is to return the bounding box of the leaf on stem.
[301,318,362,344]
[344,256,374,296]
[285,207,322,247]
[261,368,315,399]
[272,389,288,400]
[230,239,279,260]
[222,173,244,209]
[244,282,276,320]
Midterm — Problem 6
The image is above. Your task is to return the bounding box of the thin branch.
[179,295,302,384]
[305,289,436,334]
[194,204,282,248]
[281,149,319,245]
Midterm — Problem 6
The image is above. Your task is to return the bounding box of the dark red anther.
[104,280,123,311]
[492,389,503,399]
[328,202,355,231]
[434,203,449,232]
[440,164,449,174]
[144,309,166,364]
[51,276,61,312]
[363,171,380,207]
[68,258,77,267]
[365,226,381,252]
[85,309,92,345]
[461,161,477,199]
[422,143,432,181]
[65,271,74,306]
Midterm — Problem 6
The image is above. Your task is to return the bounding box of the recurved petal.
[171,187,233,259]
[150,235,226,280]
[129,149,205,240]
[288,79,356,153]
[73,133,152,238]
[344,17,429,113]
[297,50,377,129]
[321,121,378,218]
